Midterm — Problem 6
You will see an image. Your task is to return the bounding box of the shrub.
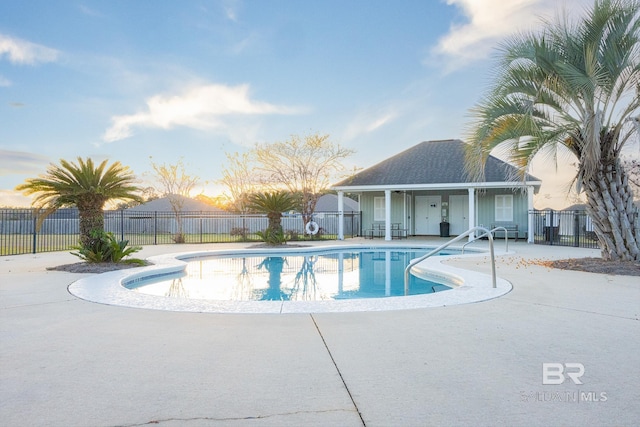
[256,228,287,246]
[230,227,249,241]
[71,229,144,264]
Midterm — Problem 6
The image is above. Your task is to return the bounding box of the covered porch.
[334,184,536,243]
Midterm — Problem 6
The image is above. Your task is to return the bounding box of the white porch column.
[468,187,476,241]
[385,190,392,241]
[527,186,534,243]
[337,191,344,240]
[403,192,407,230]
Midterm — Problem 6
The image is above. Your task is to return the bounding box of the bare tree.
[115,186,159,209]
[149,157,199,243]
[218,152,256,213]
[219,133,354,227]
[253,133,355,226]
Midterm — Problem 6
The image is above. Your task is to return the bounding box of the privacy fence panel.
[1,209,361,256]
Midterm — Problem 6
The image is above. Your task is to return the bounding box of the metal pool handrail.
[403,226,496,294]
[462,226,509,253]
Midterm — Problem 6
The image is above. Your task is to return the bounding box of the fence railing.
[0,209,362,256]
[529,209,601,249]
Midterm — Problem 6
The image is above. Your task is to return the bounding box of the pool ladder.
[403,226,497,294]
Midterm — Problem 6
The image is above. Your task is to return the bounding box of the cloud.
[102,83,306,142]
[0,150,50,176]
[0,75,11,87]
[230,33,260,55]
[78,4,104,17]
[222,0,241,22]
[0,34,59,65]
[431,0,591,72]
[343,110,398,141]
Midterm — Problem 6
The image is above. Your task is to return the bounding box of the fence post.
[549,210,555,246]
[573,211,580,247]
[154,211,158,245]
[32,214,37,254]
[242,215,246,242]
[120,210,125,241]
[351,213,356,238]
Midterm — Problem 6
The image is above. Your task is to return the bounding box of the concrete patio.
[1,239,638,426]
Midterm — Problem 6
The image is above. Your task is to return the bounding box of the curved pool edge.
[67,243,513,314]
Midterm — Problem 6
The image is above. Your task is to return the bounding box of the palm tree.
[16,157,142,247]
[465,0,639,261]
[247,191,299,245]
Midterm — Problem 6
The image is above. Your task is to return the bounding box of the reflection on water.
[256,256,288,301]
[252,255,320,301]
[234,257,253,300]
[166,277,188,298]
[292,256,318,301]
[129,250,451,302]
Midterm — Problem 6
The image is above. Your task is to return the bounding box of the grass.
[0,232,340,256]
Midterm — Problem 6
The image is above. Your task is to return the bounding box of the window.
[495,195,513,222]
[374,197,385,221]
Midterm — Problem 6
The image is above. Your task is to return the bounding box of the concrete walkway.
[1,239,638,426]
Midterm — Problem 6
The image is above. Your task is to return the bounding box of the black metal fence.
[530,209,601,249]
[0,209,362,256]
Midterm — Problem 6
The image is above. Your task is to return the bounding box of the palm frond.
[15,157,142,233]
[466,0,640,184]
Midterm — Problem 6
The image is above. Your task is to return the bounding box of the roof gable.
[334,139,540,187]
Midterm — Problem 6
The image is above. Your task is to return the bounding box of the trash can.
[439,222,450,237]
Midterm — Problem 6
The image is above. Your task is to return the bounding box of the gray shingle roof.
[334,139,540,187]
[314,194,359,212]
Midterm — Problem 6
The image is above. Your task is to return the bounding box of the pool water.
[126,249,452,302]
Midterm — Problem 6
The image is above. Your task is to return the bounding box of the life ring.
[305,221,319,235]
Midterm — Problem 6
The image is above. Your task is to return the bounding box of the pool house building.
[332,139,542,242]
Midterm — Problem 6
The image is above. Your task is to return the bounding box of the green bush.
[71,229,144,264]
[256,228,287,245]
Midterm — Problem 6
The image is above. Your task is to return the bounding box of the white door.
[449,195,469,235]
[415,196,441,235]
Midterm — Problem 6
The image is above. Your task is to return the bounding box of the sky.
[1,0,634,209]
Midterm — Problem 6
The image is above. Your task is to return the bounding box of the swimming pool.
[67,243,513,313]
[124,249,453,302]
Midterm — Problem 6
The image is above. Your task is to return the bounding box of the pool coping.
[67,243,513,313]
